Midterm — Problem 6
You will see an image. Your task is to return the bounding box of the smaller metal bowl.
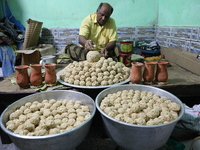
[0,90,96,150]
[57,69,130,89]
[96,84,185,150]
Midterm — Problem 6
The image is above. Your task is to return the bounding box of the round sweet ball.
[86,51,101,62]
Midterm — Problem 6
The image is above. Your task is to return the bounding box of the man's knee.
[65,44,87,61]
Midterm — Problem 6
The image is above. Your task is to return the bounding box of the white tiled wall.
[39,26,200,55]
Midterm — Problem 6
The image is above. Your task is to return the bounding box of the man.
[66,3,119,61]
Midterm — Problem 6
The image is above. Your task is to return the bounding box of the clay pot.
[30,64,43,86]
[130,62,143,84]
[44,63,57,84]
[155,61,169,82]
[15,65,29,88]
[143,61,157,83]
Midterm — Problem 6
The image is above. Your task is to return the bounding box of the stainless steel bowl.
[57,69,130,89]
[0,90,96,150]
[95,84,185,150]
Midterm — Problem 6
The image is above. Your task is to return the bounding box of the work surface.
[1,62,200,98]
[0,62,200,117]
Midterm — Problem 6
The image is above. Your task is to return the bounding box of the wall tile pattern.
[156,27,200,54]
[40,26,200,54]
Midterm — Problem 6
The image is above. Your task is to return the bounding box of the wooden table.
[1,62,200,103]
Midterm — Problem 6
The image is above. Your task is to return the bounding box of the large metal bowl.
[0,90,96,150]
[95,84,185,150]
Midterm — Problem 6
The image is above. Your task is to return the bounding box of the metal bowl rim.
[95,84,185,128]
[0,90,96,139]
[56,69,130,89]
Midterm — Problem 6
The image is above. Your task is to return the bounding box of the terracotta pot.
[155,61,169,82]
[30,64,43,86]
[44,63,57,84]
[15,65,29,88]
[143,61,157,83]
[130,62,143,84]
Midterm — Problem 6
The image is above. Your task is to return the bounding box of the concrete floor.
[0,137,16,150]
[0,135,196,150]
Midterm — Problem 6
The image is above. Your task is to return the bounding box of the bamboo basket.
[23,19,43,49]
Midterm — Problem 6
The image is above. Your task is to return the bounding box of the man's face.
[97,6,111,26]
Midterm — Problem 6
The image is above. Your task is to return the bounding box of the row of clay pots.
[15,63,57,88]
[130,61,168,84]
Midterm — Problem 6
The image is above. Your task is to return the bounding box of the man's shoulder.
[108,17,115,23]
[106,17,116,27]
[83,12,96,22]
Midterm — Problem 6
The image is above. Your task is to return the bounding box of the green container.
[120,41,133,53]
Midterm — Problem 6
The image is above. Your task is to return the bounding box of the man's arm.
[79,35,96,50]
[79,35,87,47]
[101,40,116,57]
[105,41,116,51]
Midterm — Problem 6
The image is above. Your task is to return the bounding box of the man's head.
[96,3,114,26]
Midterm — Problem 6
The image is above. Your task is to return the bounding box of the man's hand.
[101,48,108,58]
[85,40,96,50]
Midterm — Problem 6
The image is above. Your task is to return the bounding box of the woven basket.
[23,19,43,49]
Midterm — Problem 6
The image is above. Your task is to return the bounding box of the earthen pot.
[143,61,157,83]
[44,63,57,84]
[15,65,29,88]
[130,62,143,84]
[30,64,43,86]
[155,61,169,82]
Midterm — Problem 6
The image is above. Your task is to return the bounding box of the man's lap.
[65,44,119,61]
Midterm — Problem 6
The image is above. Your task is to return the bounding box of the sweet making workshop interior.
[0,0,200,150]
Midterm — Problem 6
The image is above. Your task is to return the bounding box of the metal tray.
[56,70,130,89]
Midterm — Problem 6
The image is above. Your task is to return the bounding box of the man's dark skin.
[79,3,116,58]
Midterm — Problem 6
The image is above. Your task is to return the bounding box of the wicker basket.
[23,19,43,49]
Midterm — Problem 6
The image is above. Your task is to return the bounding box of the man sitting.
[66,3,119,61]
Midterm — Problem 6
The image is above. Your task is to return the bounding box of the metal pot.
[0,90,96,150]
[95,84,185,150]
